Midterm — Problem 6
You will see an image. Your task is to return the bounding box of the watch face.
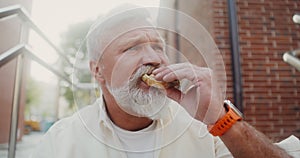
[224,100,243,118]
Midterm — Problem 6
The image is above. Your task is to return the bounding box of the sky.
[29,0,160,84]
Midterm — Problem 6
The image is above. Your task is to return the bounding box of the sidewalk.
[0,132,44,158]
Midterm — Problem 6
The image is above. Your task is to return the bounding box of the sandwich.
[142,74,180,89]
[141,66,180,89]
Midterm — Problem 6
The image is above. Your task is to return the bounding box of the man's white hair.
[86,4,156,61]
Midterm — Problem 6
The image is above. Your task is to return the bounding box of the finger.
[153,63,190,75]
[165,62,193,71]
[152,66,166,74]
[162,67,194,82]
[154,63,192,80]
[153,68,173,80]
[163,67,210,83]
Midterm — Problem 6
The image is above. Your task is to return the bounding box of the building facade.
[160,0,300,141]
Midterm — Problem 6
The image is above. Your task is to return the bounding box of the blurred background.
[0,0,299,158]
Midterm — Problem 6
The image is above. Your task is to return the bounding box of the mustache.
[130,65,156,84]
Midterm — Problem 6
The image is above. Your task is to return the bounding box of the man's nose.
[141,45,162,66]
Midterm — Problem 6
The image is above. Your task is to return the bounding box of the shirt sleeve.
[214,136,233,158]
[275,135,300,157]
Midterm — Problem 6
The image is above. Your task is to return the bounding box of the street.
[0,132,44,158]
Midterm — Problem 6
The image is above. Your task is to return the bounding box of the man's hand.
[152,63,226,125]
[153,63,293,158]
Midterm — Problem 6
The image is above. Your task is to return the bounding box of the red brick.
[212,0,300,141]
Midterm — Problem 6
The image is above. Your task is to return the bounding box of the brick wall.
[213,0,300,141]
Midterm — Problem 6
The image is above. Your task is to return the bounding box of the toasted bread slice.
[142,74,179,89]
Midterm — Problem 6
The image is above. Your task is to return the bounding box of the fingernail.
[154,73,162,79]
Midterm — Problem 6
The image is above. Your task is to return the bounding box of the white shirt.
[31,96,300,158]
[111,119,157,158]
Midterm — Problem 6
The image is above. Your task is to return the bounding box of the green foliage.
[60,20,93,58]
[25,78,41,117]
[59,20,94,109]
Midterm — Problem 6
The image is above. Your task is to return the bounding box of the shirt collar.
[96,96,114,131]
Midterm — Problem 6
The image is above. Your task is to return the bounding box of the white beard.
[107,66,170,120]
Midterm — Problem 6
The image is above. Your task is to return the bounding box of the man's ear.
[90,61,105,84]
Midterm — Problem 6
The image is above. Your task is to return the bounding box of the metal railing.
[283,50,300,72]
[282,14,300,72]
[0,5,94,158]
[3,44,74,85]
[0,5,72,66]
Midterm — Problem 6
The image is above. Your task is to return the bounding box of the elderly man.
[32,4,299,158]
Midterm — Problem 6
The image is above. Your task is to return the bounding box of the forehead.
[113,28,164,46]
[99,28,164,61]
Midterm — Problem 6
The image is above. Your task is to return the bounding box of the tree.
[25,78,41,119]
[59,19,94,110]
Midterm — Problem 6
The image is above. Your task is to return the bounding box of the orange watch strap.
[208,105,242,136]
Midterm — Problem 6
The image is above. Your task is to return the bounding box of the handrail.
[293,13,300,24]
[0,5,95,89]
[0,5,22,19]
[24,45,74,86]
[0,44,95,90]
[2,44,94,158]
[283,50,300,72]
[8,54,24,158]
[0,44,76,88]
[0,44,25,66]
[0,5,73,67]
[1,5,94,158]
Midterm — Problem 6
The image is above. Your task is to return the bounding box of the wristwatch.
[208,100,243,136]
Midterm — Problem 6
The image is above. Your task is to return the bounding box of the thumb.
[167,86,201,121]
[166,87,183,103]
